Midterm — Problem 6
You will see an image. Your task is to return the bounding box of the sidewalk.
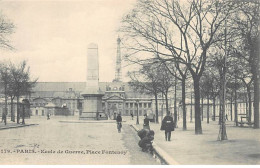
[127,117,260,165]
[0,120,38,130]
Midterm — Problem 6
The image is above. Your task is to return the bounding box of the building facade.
[28,81,156,118]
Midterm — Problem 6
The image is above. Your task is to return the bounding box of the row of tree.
[0,12,37,125]
[0,61,37,125]
[120,0,259,134]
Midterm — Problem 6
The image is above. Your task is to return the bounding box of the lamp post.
[136,99,139,125]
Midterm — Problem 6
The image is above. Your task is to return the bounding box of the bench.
[238,116,254,127]
[237,121,254,127]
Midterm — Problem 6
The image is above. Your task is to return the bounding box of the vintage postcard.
[0,0,259,165]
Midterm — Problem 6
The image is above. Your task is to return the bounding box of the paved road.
[0,117,159,165]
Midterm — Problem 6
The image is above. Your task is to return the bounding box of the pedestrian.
[47,113,50,120]
[143,114,150,130]
[3,112,6,125]
[116,113,122,133]
[138,129,155,152]
[131,113,133,120]
[161,112,174,141]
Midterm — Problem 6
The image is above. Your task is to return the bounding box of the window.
[130,110,133,115]
[139,110,143,116]
[130,103,133,108]
[148,103,151,108]
[125,110,129,115]
[125,103,129,108]
[42,110,44,116]
[36,110,38,115]
[139,103,142,108]
[78,102,82,109]
[144,103,147,108]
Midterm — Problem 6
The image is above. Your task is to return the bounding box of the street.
[0,117,159,165]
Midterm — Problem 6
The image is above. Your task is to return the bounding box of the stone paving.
[129,116,260,165]
[0,116,159,165]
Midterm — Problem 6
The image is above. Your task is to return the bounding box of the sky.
[0,0,136,82]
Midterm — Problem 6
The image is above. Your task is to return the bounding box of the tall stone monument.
[80,43,106,120]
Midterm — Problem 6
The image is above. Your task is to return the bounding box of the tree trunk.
[174,80,177,128]
[11,97,15,122]
[182,79,187,130]
[245,87,248,119]
[219,96,221,125]
[155,92,159,123]
[247,88,252,122]
[17,96,20,124]
[213,96,216,121]
[252,37,259,129]
[193,78,202,134]
[230,92,233,121]
[253,70,259,128]
[4,85,7,125]
[234,86,238,126]
[22,104,25,125]
[165,92,169,114]
[207,94,209,124]
[247,86,252,123]
[201,96,204,121]
[190,91,193,123]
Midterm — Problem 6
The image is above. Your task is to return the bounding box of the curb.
[130,124,179,165]
[0,124,38,130]
[59,120,127,124]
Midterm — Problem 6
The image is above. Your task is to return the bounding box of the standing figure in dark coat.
[161,112,174,141]
[116,113,122,133]
[143,114,150,130]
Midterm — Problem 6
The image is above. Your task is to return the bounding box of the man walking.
[116,113,122,133]
[161,112,174,141]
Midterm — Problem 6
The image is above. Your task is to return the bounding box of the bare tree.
[0,13,14,50]
[121,0,234,134]
[0,62,11,125]
[9,61,37,124]
[128,63,161,123]
[230,0,259,128]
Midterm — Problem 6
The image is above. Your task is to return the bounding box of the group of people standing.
[116,112,175,147]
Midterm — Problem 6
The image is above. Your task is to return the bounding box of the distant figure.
[131,113,134,120]
[143,114,150,130]
[161,112,174,141]
[47,113,50,120]
[2,112,6,125]
[116,113,122,133]
[225,114,228,121]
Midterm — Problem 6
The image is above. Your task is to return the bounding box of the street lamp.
[136,99,139,125]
